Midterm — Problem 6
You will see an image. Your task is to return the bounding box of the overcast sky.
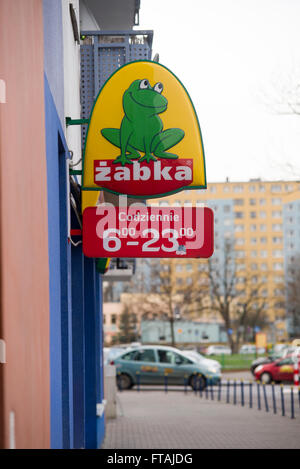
[137,0,300,183]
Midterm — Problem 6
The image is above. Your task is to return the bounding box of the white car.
[182,350,222,374]
[205,345,232,356]
[239,345,265,355]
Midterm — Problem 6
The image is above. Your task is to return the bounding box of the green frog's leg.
[101,128,140,164]
[139,137,157,163]
[151,128,185,159]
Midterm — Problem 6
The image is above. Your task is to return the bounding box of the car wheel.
[260,372,272,384]
[117,373,133,390]
[190,374,206,391]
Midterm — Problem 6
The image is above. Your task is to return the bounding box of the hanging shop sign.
[82,206,213,258]
[82,60,206,199]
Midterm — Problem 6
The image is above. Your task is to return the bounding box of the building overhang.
[80,0,140,31]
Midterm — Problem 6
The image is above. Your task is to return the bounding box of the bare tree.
[195,240,269,353]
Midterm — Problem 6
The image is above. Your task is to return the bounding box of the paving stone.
[102,390,300,449]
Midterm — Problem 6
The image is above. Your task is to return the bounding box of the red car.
[254,355,300,384]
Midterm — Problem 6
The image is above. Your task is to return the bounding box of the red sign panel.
[82,206,214,258]
[94,159,193,197]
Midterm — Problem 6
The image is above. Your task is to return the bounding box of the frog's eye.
[154,82,163,94]
[139,79,150,89]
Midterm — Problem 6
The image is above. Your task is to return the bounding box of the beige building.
[149,179,300,341]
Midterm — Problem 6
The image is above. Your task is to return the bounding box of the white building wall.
[62,0,82,168]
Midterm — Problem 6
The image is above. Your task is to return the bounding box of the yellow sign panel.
[82,60,206,199]
[255,332,267,349]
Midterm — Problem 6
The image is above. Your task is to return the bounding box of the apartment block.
[150,179,300,340]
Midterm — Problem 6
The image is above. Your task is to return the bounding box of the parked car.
[111,345,222,390]
[182,350,222,372]
[205,345,232,356]
[254,354,300,384]
[250,345,300,375]
[239,344,265,355]
[104,345,133,365]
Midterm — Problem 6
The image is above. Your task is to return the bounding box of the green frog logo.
[101,79,185,166]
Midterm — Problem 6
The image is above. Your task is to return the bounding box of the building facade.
[0,0,147,449]
[151,179,300,341]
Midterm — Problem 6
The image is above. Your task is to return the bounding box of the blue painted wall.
[44,75,73,449]
[43,0,105,448]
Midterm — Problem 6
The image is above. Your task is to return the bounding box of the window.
[251,276,258,284]
[111,314,117,324]
[134,349,156,362]
[272,236,282,244]
[250,237,257,244]
[285,184,294,192]
[272,197,282,205]
[159,201,169,206]
[236,276,245,284]
[259,211,266,218]
[103,315,106,324]
[186,264,192,271]
[250,198,256,205]
[251,250,257,258]
[250,224,257,232]
[260,237,267,243]
[272,224,282,231]
[233,185,244,193]
[274,275,283,283]
[260,250,267,258]
[158,350,185,364]
[251,263,258,270]
[210,186,216,193]
[261,263,267,270]
[236,251,245,258]
[273,262,283,271]
[249,185,256,192]
[224,205,231,213]
[260,224,266,231]
[262,289,268,297]
[271,184,282,193]
[235,224,244,232]
[236,238,245,245]
[234,199,244,206]
[278,358,293,366]
[272,210,282,218]
[259,185,266,192]
[235,212,244,219]
[122,350,139,361]
[176,264,183,272]
[250,211,256,218]
[176,278,183,285]
[184,200,192,206]
[259,199,266,205]
[272,250,283,257]
[223,185,230,192]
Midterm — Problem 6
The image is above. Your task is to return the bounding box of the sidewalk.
[102,390,300,449]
